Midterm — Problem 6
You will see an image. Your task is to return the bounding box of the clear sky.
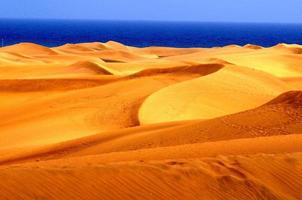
[1,0,302,23]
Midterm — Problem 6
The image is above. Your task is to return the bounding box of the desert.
[0,41,302,199]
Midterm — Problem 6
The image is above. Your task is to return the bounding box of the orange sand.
[0,41,302,200]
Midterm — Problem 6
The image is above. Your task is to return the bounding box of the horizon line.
[0,17,301,25]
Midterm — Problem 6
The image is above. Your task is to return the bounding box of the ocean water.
[0,19,302,48]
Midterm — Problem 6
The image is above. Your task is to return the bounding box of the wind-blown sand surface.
[0,41,302,200]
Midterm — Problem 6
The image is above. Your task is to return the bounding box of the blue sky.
[1,0,302,23]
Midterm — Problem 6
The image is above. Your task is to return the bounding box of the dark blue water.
[0,19,301,48]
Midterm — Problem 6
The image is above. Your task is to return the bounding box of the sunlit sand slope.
[139,65,289,123]
[0,42,301,200]
[0,91,301,165]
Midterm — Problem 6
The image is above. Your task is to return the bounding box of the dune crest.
[266,90,302,106]
[0,42,58,56]
[68,61,113,75]
[243,44,263,49]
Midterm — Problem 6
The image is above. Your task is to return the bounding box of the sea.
[0,19,302,48]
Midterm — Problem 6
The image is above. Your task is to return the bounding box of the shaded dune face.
[0,42,302,200]
[265,90,302,106]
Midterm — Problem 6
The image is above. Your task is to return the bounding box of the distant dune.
[0,42,302,200]
[0,43,58,56]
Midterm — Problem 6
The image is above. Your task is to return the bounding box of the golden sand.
[0,41,302,200]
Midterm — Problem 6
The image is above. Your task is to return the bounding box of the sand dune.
[1,90,301,165]
[0,42,58,56]
[0,78,116,92]
[281,77,302,89]
[139,65,289,123]
[0,42,302,200]
[0,66,218,149]
[218,46,302,78]
[130,46,202,57]
[243,44,263,49]
[67,61,113,75]
[0,152,301,200]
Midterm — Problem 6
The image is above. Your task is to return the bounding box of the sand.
[0,41,302,200]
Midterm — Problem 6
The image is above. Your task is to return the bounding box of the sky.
[0,0,302,23]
